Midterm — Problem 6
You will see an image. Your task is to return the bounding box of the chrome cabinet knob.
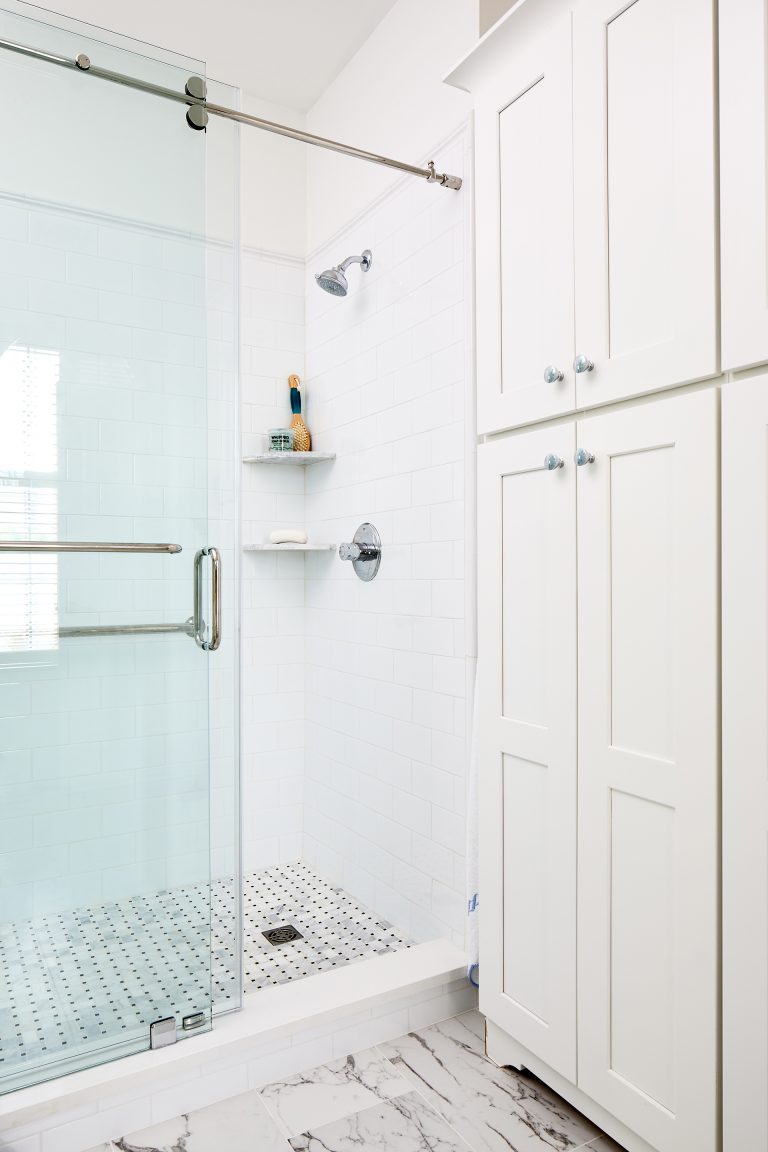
[573,354,594,374]
[544,365,564,384]
[544,454,564,471]
[574,448,595,466]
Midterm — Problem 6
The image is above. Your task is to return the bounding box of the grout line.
[255,1085,294,1142]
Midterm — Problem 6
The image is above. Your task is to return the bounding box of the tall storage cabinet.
[449,2,721,1150]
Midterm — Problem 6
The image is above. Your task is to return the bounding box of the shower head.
[315,249,373,297]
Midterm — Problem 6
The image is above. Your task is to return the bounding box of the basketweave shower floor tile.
[0,862,410,1077]
[242,862,410,990]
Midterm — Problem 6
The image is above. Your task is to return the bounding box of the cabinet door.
[720,0,768,370]
[475,15,575,435]
[572,0,717,408]
[477,424,577,1080]
[722,378,768,1149]
[576,391,718,1152]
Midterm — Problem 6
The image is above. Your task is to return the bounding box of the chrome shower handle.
[339,541,377,561]
[193,547,222,651]
[339,523,382,581]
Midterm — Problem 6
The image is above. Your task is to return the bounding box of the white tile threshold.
[0,939,466,1136]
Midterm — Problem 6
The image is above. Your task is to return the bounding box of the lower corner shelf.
[243,543,337,552]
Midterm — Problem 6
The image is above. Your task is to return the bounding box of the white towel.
[269,529,308,545]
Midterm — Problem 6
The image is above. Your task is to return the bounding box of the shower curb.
[0,940,470,1150]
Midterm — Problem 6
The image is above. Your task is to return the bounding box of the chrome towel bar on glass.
[0,540,182,553]
[58,622,196,639]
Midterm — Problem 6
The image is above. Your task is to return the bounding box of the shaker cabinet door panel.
[477,424,577,1079]
[723,378,768,1150]
[572,0,717,408]
[575,391,719,1152]
[475,17,575,434]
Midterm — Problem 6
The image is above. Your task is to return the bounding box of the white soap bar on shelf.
[269,529,308,545]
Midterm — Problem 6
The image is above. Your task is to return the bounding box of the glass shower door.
[0,3,216,1091]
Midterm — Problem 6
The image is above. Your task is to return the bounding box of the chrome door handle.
[209,547,221,651]
[193,547,222,650]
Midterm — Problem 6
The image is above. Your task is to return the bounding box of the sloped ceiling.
[40,0,400,109]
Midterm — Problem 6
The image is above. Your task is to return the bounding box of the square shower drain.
[261,925,304,946]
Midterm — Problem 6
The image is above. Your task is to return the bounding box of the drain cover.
[262,925,304,946]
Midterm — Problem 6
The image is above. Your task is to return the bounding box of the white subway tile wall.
[240,251,308,872]
[237,129,471,950]
[302,132,471,949]
[0,195,239,920]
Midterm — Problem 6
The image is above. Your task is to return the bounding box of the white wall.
[239,94,307,257]
[302,129,472,949]
[305,0,476,252]
[239,251,307,873]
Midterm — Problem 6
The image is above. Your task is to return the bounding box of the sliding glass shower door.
[0,3,221,1091]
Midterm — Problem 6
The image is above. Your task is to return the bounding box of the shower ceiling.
[40,0,399,108]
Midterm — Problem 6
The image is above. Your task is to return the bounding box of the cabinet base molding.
[484,1020,658,1152]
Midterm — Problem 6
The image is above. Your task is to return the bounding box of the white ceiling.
[43,0,400,109]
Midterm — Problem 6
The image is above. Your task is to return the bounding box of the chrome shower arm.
[338,251,372,273]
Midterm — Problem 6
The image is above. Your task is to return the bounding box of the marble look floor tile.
[260,1046,412,1137]
[111,1090,288,1152]
[288,1090,473,1152]
[379,1012,602,1152]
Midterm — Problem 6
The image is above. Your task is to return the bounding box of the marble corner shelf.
[243,452,336,466]
[243,543,337,552]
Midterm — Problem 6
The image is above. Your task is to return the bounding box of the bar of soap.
[269,529,308,545]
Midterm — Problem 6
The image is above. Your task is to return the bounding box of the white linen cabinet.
[477,391,719,1152]
[453,0,718,436]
